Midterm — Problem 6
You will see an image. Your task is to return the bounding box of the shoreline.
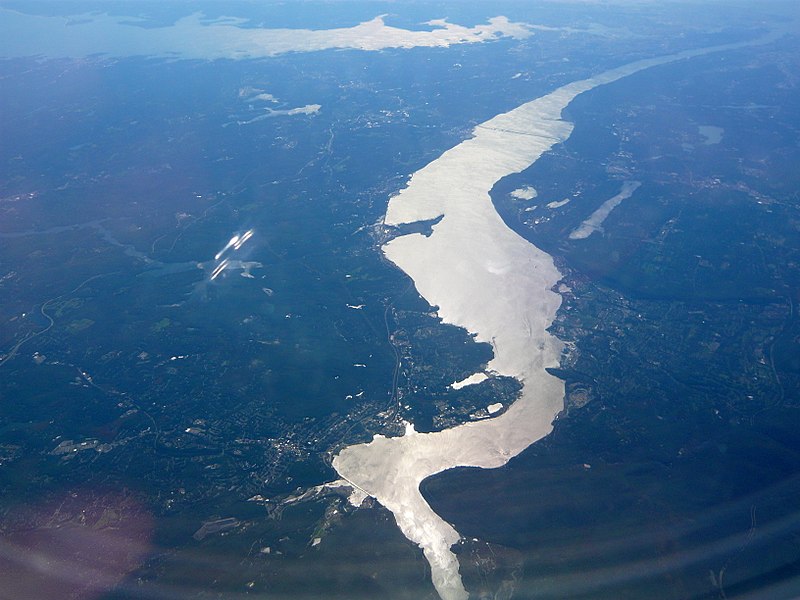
[333,31,783,600]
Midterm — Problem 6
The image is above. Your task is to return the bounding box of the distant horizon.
[1,2,798,599]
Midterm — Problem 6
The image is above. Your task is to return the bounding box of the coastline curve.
[333,31,782,600]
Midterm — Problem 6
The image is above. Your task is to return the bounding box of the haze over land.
[0,9,533,59]
[1,2,798,599]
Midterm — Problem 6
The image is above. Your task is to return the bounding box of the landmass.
[333,29,785,600]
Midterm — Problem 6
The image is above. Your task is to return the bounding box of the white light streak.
[233,229,254,250]
[210,258,229,280]
[215,235,240,260]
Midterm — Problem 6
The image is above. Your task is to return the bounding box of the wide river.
[333,33,779,600]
